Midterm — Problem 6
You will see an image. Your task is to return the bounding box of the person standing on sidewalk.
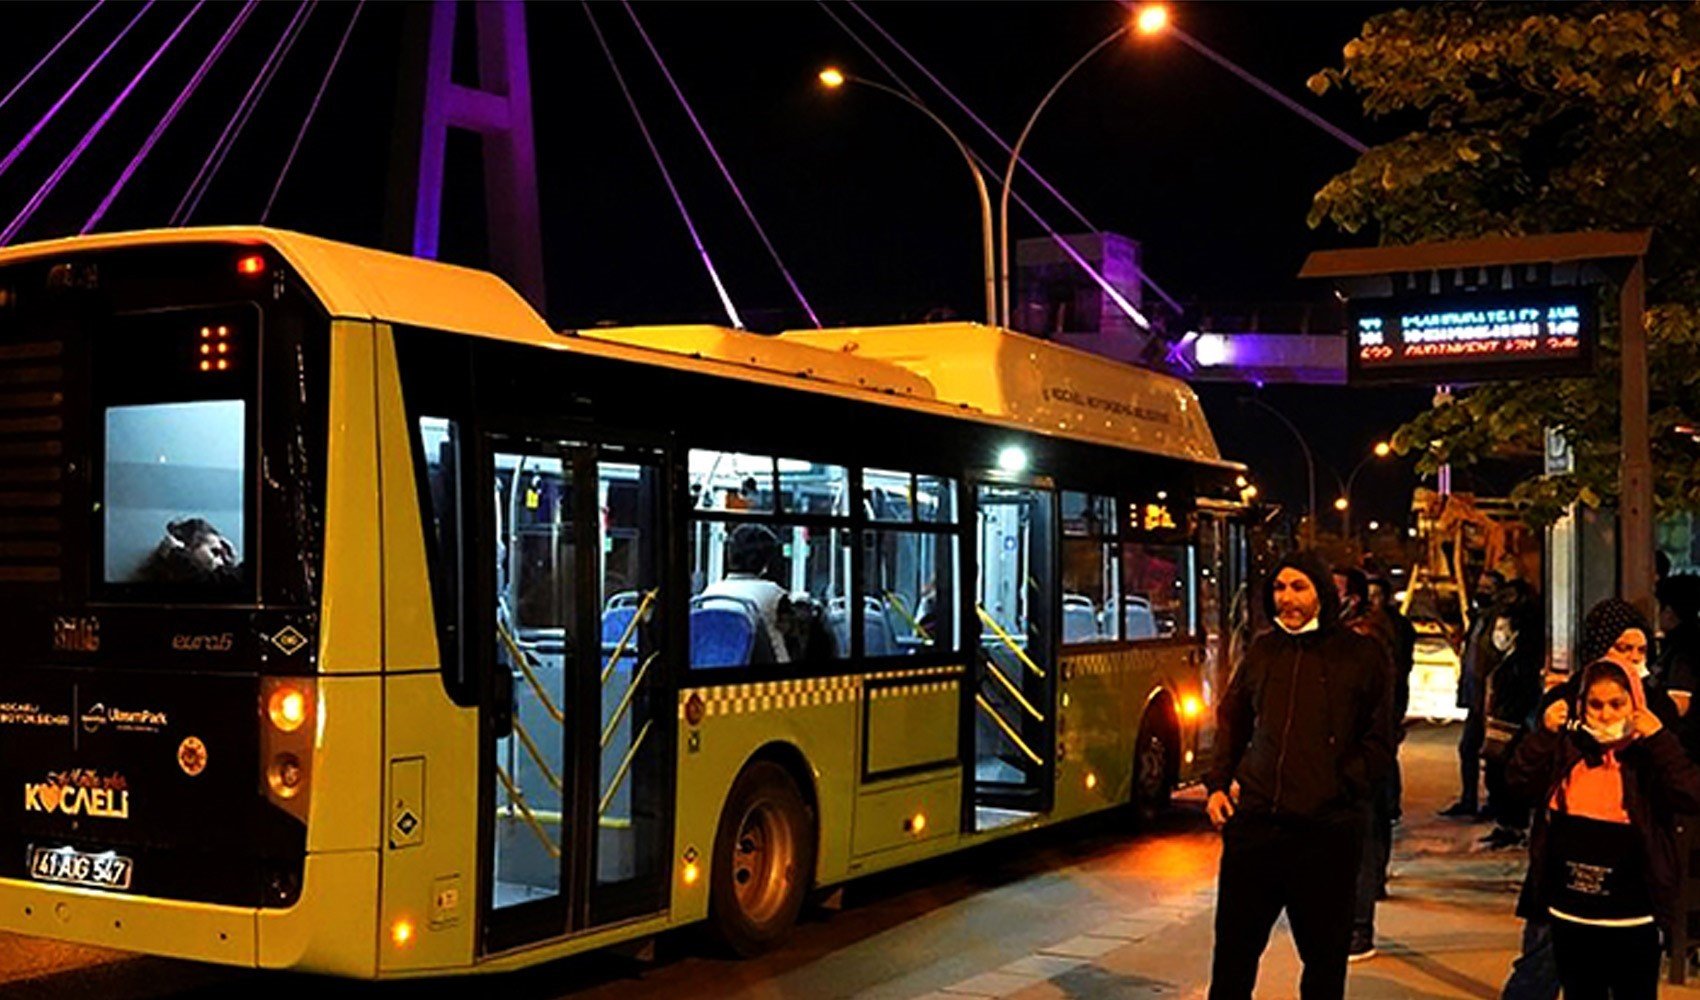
[1479,601,1544,850]
[1444,570,1506,819]
[1206,552,1395,999]
[1506,658,1700,1000]
[1335,566,1400,961]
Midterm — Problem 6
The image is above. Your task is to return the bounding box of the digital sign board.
[1347,289,1596,385]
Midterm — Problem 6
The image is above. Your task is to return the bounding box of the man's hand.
[1543,699,1569,733]
[1207,789,1236,828]
[1631,708,1663,739]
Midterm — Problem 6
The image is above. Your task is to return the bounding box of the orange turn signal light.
[268,686,308,733]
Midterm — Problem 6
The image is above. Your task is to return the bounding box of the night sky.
[0,1,1446,534]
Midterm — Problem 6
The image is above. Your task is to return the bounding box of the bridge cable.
[0,1,108,119]
[172,0,317,226]
[260,0,363,224]
[620,1,821,328]
[3,2,207,246]
[830,1,1183,319]
[581,1,744,330]
[0,1,154,187]
[84,1,260,233]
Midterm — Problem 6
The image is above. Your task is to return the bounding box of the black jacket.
[1507,722,1700,929]
[1206,552,1396,820]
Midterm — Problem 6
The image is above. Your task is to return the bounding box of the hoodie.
[1508,658,1700,929]
[1542,599,1680,727]
[1206,551,1395,820]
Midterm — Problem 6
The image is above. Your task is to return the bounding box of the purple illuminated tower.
[387,1,546,312]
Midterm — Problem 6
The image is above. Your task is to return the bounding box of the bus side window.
[1121,541,1194,640]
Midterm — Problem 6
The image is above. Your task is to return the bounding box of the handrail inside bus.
[599,719,654,819]
[512,719,564,795]
[975,606,1045,679]
[498,620,565,725]
[974,694,1043,767]
[600,589,658,686]
[883,590,930,641]
[980,656,1044,723]
[601,651,657,749]
[495,764,562,860]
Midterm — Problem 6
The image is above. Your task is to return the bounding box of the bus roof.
[0,227,1230,468]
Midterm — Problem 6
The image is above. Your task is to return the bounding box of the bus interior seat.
[1062,595,1099,643]
[1124,596,1157,640]
[864,595,898,657]
[826,601,851,658]
[689,594,758,668]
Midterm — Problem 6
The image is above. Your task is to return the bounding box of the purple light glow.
[622,1,819,328]
[582,1,743,329]
[84,1,258,233]
[4,2,206,246]
[0,1,155,186]
[173,0,316,226]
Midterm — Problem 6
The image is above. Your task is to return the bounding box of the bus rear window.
[103,400,246,585]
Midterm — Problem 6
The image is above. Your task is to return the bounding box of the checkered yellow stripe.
[681,675,861,719]
[867,664,964,682]
[869,679,958,700]
[1063,648,1168,678]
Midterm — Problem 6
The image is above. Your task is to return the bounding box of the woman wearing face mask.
[1479,604,1542,849]
[1506,659,1700,999]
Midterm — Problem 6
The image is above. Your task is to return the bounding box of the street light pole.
[1341,442,1391,549]
[998,24,1127,329]
[1243,395,1318,548]
[820,71,996,325]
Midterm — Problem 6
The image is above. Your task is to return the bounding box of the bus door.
[481,435,673,954]
[968,482,1057,827]
[1194,511,1251,752]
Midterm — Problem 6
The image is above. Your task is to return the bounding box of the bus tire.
[708,760,816,957]
[1132,711,1175,824]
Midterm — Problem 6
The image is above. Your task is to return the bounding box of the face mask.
[1276,616,1319,635]
[1583,719,1628,743]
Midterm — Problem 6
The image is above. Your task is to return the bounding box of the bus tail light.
[260,677,316,823]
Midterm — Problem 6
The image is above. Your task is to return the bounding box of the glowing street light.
[1334,497,1350,512]
[1135,4,1170,36]
[818,67,996,324]
[998,5,1169,327]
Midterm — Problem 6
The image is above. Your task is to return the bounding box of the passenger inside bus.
[700,523,794,664]
[136,517,241,584]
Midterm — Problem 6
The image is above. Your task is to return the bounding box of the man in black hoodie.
[1205,551,1395,1000]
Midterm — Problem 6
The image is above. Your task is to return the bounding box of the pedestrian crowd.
[1205,549,1700,1000]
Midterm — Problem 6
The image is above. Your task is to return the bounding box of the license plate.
[28,845,133,891]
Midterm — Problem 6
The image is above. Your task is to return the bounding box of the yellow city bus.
[0,228,1252,977]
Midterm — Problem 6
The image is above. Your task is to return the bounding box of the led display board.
[1347,289,1596,385]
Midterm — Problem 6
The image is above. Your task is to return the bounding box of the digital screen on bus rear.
[1347,290,1596,385]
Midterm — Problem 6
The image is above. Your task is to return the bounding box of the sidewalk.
[923,724,1700,999]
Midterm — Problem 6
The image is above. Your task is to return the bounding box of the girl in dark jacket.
[1507,658,1700,999]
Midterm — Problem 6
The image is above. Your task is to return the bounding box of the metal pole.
[1247,396,1318,549]
[998,25,1125,329]
[1620,257,1652,620]
[848,77,997,325]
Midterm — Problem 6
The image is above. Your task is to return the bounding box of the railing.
[974,604,1046,771]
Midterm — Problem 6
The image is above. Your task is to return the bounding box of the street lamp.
[1239,394,1318,547]
[1341,440,1393,545]
[819,68,997,324]
[997,5,1169,328]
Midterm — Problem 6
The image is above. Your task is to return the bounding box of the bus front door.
[969,482,1057,828]
[482,436,674,955]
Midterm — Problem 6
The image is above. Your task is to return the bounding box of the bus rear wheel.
[1132,713,1175,824]
[709,761,816,957]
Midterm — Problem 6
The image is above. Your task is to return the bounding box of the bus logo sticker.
[80,703,168,735]
[270,626,308,656]
[52,616,99,653]
[172,633,233,653]
[24,770,129,819]
[178,737,208,777]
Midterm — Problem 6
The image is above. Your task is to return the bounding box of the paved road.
[3,724,1545,999]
